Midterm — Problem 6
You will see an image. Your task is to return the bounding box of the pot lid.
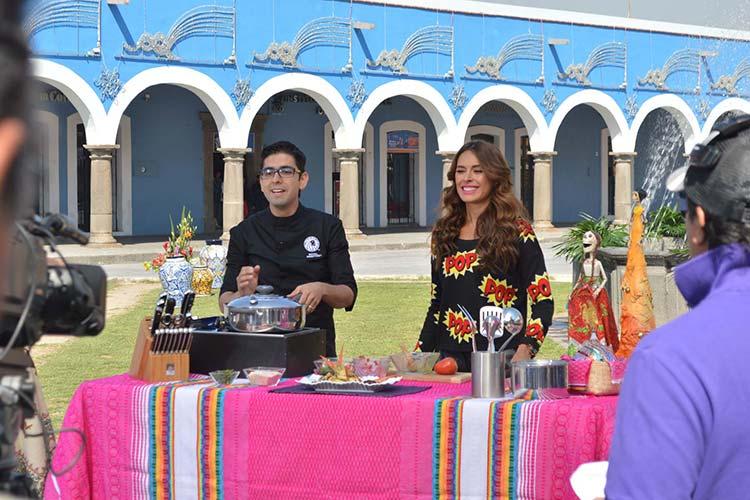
[227,285,302,310]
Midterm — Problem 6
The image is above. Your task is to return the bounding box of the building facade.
[29,0,750,242]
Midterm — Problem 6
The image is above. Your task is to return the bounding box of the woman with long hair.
[417,141,554,371]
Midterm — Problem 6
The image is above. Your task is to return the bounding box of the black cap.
[666,114,750,223]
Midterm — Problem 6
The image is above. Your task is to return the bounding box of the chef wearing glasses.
[219,141,357,356]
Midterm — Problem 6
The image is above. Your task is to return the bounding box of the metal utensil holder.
[471,351,508,398]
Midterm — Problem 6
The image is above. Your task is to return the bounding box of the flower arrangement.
[144,208,197,272]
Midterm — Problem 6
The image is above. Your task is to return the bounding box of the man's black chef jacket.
[221,205,358,356]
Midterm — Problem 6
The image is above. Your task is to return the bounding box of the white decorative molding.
[33,110,60,215]
[637,49,702,92]
[547,89,629,152]
[106,66,241,147]
[367,25,454,78]
[557,41,627,88]
[465,34,543,82]
[353,79,456,151]
[379,120,427,227]
[626,94,700,153]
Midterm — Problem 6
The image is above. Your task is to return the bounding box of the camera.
[0,213,107,495]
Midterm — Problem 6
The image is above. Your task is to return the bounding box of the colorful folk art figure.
[616,190,656,358]
[568,231,619,352]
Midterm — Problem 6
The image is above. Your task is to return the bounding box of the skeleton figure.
[581,230,607,298]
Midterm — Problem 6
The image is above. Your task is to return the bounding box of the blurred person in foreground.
[605,115,750,499]
[0,2,58,496]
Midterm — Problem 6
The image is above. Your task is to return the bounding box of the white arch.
[354,80,458,151]
[457,85,547,151]
[547,89,630,152]
[106,67,241,147]
[241,73,354,149]
[627,94,700,153]
[31,58,107,143]
[379,120,427,227]
[701,97,750,140]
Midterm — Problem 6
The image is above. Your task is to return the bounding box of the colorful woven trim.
[197,387,225,500]
[433,398,464,498]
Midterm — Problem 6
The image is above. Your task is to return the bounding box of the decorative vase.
[191,265,214,296]
[199,239,228,289]
[158,256,193,306]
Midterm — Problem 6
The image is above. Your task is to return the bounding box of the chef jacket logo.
[517,219,536,242]
[443,251,479,279]
[304,236,321,253]
[442,308,473,343]
[527,273,552,304]
[479,275,517,307]
[526,318,545,342]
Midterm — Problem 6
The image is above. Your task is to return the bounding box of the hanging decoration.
[541,89,558,114]
[711,57,750,96]
[637,48,703,93]
[347,78,367,108]
[250,17,353,73]
[24,0,101,57]
[366,25,454,78]
[231,77,254,109]
[624,93,639,119]
[696,98,711,120]
[122,4,236,64]
[94,68,122,102]
[465,34,544,83]
[449,83,467,111]
[557,41,627,88]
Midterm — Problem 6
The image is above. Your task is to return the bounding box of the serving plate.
[298,374,402,393]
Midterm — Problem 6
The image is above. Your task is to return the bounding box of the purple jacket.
[606,244,750,499]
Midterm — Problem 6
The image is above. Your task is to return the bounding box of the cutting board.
[396,371,472,384]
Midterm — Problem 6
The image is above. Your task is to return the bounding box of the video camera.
[0,213,107,495]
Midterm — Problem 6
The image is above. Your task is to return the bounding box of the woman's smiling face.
[454,150,492,206]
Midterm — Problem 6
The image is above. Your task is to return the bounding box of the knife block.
[129,317,190,383]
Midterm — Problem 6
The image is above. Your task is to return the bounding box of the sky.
[483,0,750,30]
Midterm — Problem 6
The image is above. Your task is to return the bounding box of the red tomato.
[434,357,458,375]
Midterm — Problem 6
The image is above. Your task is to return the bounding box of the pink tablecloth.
[45,375,617,499]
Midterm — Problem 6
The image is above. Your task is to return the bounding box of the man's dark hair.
[260,141,306,172]
[687,198,750,249]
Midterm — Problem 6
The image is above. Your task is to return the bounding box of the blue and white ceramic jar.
[159,256,194,306]
[199,239,228,288]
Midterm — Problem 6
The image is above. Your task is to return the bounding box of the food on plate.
[434,357,458,375]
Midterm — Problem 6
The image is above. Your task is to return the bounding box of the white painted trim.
[379,120,427,227]
[66,113,81,226]
[513,128,525,199]
[354,80,457,152]
[364,122,375,228]
[31,58,107,143]
[701,97,750,142]
[67,113,132,234]
[457,85,547,152]
[107,67,241,147]
[355,0,750,41]
[547,89,629,152]
[466,125,506,155]
[627,94,700,153]
[33,110,60,215]
[600,128,610,217]
[324,122,334,214]
[242,73,355,149]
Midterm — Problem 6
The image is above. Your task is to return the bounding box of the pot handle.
[256,285,274,295]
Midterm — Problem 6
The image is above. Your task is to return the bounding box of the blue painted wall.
[553,105,606,224]
[129,84,208,235]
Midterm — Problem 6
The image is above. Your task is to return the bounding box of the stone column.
[218,148,251,241]
[610,152,637,225]
[529,151,556,229]
[83,144,120,246]
[333,148,366,238]
[436,151,456,189]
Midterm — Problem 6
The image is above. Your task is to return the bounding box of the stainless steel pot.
[225,285,306,333]
[510,360,569,399]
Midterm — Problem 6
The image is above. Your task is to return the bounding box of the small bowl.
[242,367,286,387]
[313,357,353,375]
[209,369,239,386]
[352,356,391,378]
[390,352,440,373]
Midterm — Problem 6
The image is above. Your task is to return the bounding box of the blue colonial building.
[28,0,750,243]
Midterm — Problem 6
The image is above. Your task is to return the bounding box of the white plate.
[298,374,402,393]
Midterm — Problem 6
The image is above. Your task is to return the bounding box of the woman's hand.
[511,344,532,362]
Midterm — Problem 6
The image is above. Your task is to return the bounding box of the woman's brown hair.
[431,140,529,272]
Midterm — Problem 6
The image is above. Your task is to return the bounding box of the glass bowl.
[352,356,391,378]
[390,352,440,373]
[209,369,239,386]
[242,367,286,387]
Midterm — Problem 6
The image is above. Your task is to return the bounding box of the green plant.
[553,213,629,263]
[645,205,686,239]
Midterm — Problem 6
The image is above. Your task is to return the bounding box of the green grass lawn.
[35,280,570,428]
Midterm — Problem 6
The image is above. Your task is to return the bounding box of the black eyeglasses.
[258,166,301,180]
[689,115,750,170]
